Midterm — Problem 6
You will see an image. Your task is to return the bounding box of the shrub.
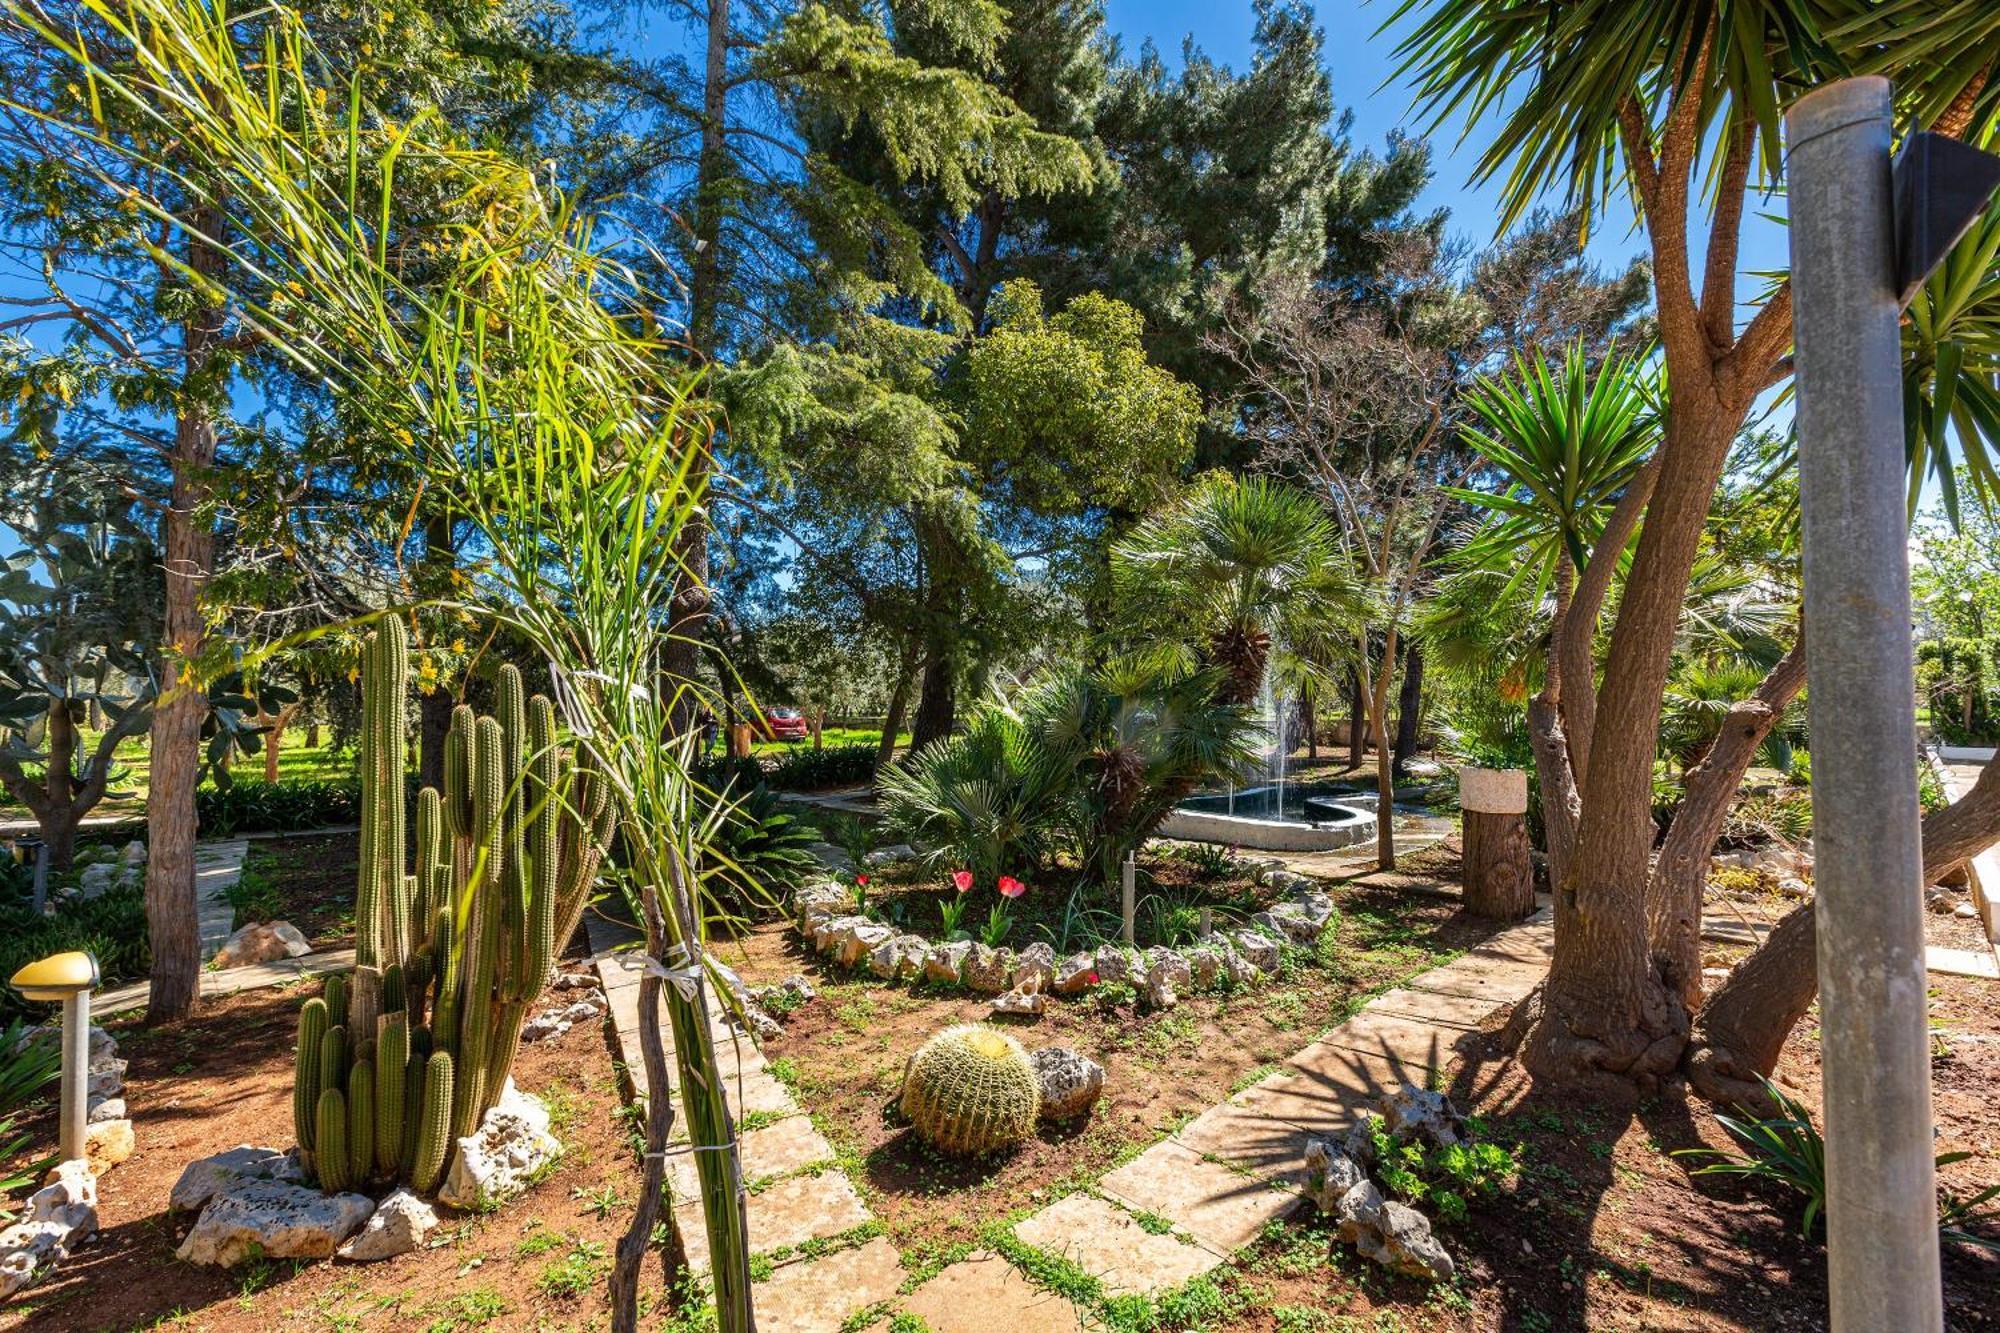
[196,777,361,836]
[0,885,150,1026]
[764,744,876,791]
[899,1023,1041,1156]
[1368,1117,1518,1224]
[876,709,1063,890]
[699,784,820,920]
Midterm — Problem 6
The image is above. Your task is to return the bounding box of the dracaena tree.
[1390,0,2000,1094]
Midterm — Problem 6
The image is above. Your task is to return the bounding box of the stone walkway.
[96,839,272,1016]
[590,900,1554,1331]
[586,914,905,1333]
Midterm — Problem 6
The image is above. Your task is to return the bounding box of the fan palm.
[1018,659,1262,885]
[875,706,1067,890]
[1112,473,1361,705]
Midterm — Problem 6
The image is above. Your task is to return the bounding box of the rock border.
[786,865,1340,1012]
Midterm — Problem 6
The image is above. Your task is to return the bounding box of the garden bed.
[230,832,361,949]
[0,972,655,1332]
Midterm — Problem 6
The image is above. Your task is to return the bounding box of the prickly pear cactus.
[900,1023,1042,1156]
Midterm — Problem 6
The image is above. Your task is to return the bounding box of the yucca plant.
[1676,1079,1830,1236]
[5,3,753,1326]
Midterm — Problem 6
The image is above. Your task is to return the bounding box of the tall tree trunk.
[1303,687,1318,762]
[876,647,917,771]
[1392,644,1424,778]
[910,646,955,750]
[1370,629,1399,870]
[1686,756,2000,1106]
[146,212,226,1024]
[1646,637,1807,1003]
[660,0,730,734]
[1513,401,1740,1092]
[1347,667,1366,770]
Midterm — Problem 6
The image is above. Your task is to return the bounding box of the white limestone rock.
[1378,1084,1464,1150]
[963,945,1014,995]
[1013,942,1056,994]
[1143,947,1191,1009]
[437,1082,563,1211]
[836,922,894,969]
[175,1178,373,1267]
[337,1187,438,1262]
[87,1096,126,1124]
[1303,1138,1368,1213]
[1030,1047,1103,1121]
[1334,1179,1454,1281]
[170,1145,304,1213]
[924,939,973,985]
[1052,953,1096,995]
[1091,945,1132,986]
[863,843,918,866]
[213,920,312,968]
[0,1160,98,1300]
[989,986,1047,1016]
[1230,929,1282,974]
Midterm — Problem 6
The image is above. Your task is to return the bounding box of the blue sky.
[1106,0,1794,336]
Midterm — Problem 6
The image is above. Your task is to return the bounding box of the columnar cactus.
[411,1052,455,1195]
[316,1089,352,1193]
[900,1024,1042,1156]
[288,623,611,1197]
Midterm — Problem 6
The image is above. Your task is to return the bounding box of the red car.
[755,706,811,742]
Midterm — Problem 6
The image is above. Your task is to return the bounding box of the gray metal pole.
[1120,853,1136,946]
[1786,75,1942,1333]
[59,990,89,1163]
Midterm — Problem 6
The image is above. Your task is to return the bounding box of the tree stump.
[1459,767,1533,920]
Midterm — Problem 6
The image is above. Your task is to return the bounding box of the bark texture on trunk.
[1464,808,1534,920]
[1646,637,1807,1003]
[1370,629,1399,870]
[909,644,955,750]
[1392,644,1424,778]
[1347,668,1365,769]
[146,212,225,1025]
[876,651,916,771]
[1686,756,2000,1105]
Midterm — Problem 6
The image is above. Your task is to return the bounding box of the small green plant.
[978,902,1013,949]
[937,897,969,939]
[535,1239,607,1298]
[1675,1081,1828,1235]
[1369,1120,1518,1223]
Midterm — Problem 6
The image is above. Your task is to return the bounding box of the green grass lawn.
[747,725,901,757]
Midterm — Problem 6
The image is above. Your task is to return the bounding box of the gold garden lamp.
[10,951,100,1163]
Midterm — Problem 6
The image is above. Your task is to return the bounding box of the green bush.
[700,784,821,919]
[197,777,361,836]
[1369,1118,1519,1225]
[764,744,877,791]
[0,1020,62,1213]
[0,884,150,1026]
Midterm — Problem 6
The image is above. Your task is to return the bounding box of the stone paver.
[1305,1009,1480,1068]
[666,1113,836,1202]
[676,1169,872,1271]
[1363,985,1495,1028]
[1172,1097,1318,1181]
[753,1235,905,1333]
[900,1250,1087,1332]
[1012,1193,1221,1295]
[1097,1140,1307,1253]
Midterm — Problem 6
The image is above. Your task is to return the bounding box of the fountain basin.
[1160,784,1378,851]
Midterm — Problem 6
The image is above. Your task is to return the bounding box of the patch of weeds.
[540,1079,581,1136]
[833,993,878,1032]
[1228,1063,1281,1096]
[1128,1208,1177,1237]
[981,1221,1103,1308]
[738,1107,787,1133]
[1273,1305,1338,1333]
[767,1055,801,1088]
[1263,989,1307,1030]
[572,1181,626,1219]
[535,1239,608,1298]
[514,1224,567,1257]
[838,1303,896,1333]
[417,1286,508,1332]
[1143,1014,1199,1058]
[887,1314,934,1333]
[898,1239,975,1293]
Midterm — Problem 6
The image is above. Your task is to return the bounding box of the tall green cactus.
[316,1088,352,1193]
[293,997,329,1160]
[290,622,611,1197]
[348,1058,377,1185]
[376,1017,408,1177]
[411,1052,455,1195]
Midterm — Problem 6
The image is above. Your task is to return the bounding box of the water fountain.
[1160,673,1380,851]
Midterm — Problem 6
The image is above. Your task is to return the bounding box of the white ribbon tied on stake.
[643,939,707,1002]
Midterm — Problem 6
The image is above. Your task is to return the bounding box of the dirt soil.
[0,965,658,1333]
[236,832,361,949]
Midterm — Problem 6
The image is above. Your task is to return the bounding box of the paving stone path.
[589,904,1554,1331]
[587,915,905,1333]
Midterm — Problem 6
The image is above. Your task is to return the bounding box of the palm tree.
[1390,0,2000,1096]
[1112,473,1358,707]
[1448,341,1658,884]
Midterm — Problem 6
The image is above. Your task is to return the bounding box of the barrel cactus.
[900,1024,1042,1156]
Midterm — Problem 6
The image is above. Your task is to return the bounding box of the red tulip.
[855,874,869,887]
[951,869,973,893]
[998,875,1026,899]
